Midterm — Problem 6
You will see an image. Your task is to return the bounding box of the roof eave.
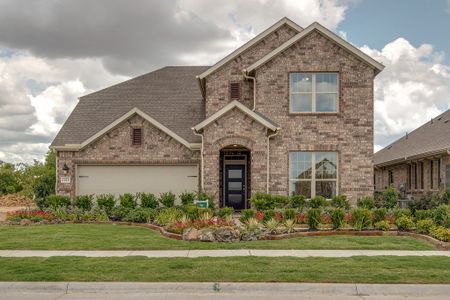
[375,148,450,167]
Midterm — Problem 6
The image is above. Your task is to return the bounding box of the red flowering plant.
[255,211,264,222]
[320,213,332,225]
[274,211,284,222]
[344,212,352,224]
[296,212,308,224]
[6,210,55,222]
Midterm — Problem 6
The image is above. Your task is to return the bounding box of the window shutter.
[132,128,142,145]
[230,82,241,101]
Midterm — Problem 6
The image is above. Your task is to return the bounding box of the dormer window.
[132,128,142,146]
[290,72,338,113]
[230,82,241,101]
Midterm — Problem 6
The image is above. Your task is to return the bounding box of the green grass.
[0,224,436,250]
[0,256,448,283]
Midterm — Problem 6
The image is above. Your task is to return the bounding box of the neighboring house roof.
[374,109,450,166]
[197,17,303,80]
[245,22,384,74]
[52,66,209,147]
[193,100,280,132]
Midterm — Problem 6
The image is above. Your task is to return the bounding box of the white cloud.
[360,38,450,151]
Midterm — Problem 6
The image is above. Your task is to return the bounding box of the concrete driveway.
[0,282,449,300]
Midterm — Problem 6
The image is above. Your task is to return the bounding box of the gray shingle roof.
[52,66,209,146]
[374,109,450,166]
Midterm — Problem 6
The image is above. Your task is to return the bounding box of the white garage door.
[77,165,198,197]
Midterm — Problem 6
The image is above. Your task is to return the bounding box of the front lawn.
[0,224,437,250]
[0,256,448,283]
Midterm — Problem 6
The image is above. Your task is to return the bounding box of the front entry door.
[225,165,246,210]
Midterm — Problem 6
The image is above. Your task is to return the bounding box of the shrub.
[372,207,387,223]
[309,196,326,208]
[45,195,71,209]
[284,219,296,233]
[357,196,375,209]
[75,195,93,211]
[263,209,276,222]
[307,208,321,230]
[350,208,371,231]
[123,208,155,223]
[382,187,400,208]
[6,209,54,222]
[430,226,450,242]
[159,192,176,208]
[416,219,434,234]
[181,204,201,220]
[284,208,296,220]
[414,209,431,221]
[218,207,234,218]
[119,193,136,209]
[139,193,158,209]
[92,208,109,222]
[96,194,115,212]
[155,207,183,227]
[265,218,279,234]
[374,220,390,231]
[432,204,449,227]
[395,215,414,231]
[291,195,306,209]
[179,191,195,206]
[330,208,345,229]
[108,206,131,221]
[250,193,289,210]
[241,209,256,221]
[394,208,412,219]
[331,195,350,209]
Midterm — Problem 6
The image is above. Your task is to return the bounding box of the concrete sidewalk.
[0,249,448,258]
[0,282,449,300]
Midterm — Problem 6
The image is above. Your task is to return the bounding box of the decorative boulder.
[19,219,32,226]
[182,228,200,241]
[233,219,245,230]
[214,226,241,242]
[198,228,216,242]
[241,230,259,241]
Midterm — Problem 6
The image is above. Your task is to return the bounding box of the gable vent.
[132,128,142,145]
[230,82,241,101]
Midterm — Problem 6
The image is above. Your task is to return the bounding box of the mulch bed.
[0,194,35,207]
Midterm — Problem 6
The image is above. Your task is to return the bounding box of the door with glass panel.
[225,165,246,210]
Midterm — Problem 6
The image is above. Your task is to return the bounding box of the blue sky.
[339,0,450,63]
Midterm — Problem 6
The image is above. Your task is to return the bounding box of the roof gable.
[52,107,196,151]
[193,100,279,132]
[245,22,384,74]
[197,17,303,79]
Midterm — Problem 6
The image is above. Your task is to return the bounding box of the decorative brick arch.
[213,136,256,153]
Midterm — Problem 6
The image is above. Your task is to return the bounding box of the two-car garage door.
[76,165,198,197]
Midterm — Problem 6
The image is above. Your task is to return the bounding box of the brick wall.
[56,114,200,198]
[253,30,376,203]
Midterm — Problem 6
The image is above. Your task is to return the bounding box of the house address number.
[60,176,71,184]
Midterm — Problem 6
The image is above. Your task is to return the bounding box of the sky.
[0,0,449,163]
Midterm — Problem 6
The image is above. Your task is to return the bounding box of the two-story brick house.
[51,17,384,208]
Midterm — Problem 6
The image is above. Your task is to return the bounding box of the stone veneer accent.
[56,114,200,198]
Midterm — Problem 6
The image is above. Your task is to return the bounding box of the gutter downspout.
[242,69,256,111]
[192,129,204,191]
[266,129,280,193]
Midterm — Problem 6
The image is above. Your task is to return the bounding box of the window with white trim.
[289,152,338,198]
[289,72,338,113]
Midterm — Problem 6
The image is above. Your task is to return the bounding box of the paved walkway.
[0,249,448,258]
[1,282,449,300]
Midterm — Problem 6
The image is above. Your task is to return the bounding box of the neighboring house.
[374,109,450,199]
[51,17,384,208]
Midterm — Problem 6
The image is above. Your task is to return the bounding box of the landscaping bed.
[3,189,449,246]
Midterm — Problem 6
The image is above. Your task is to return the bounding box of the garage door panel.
[77,165,198,198]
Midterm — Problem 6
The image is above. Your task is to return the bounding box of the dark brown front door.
[224,164,246,210]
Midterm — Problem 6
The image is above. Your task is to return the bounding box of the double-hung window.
[290,72,338,113]
[289,152,338,199]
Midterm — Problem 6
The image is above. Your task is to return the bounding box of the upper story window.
[132,128,142,146]
[289,72,338,113]
[230,82,241,101]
